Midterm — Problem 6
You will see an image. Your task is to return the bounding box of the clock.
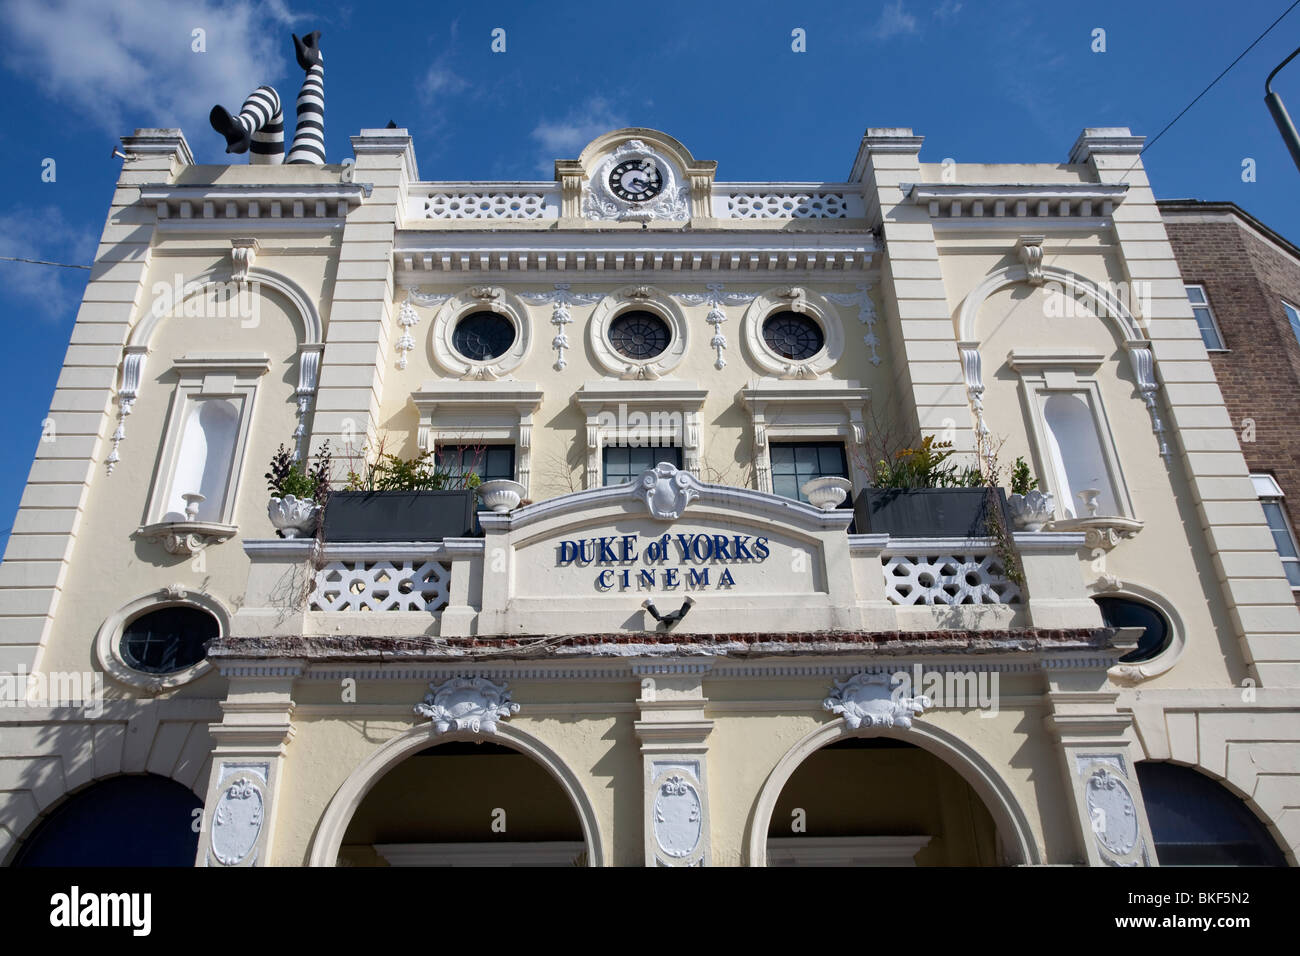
[608,158,664,203]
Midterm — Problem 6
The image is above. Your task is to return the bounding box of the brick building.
[1161,200,1300,598]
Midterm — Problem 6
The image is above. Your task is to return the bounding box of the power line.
[0,255,90,270]
[1143,0,1300,155]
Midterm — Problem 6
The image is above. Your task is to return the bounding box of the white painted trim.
[956,264,1143,344]
[411,381,544,496]
[428,287,533,379]
[1095,583,1188,684]
[741,286,846,379]
[308,724,606,867]
[739,380,871,494]
[94,587,228,692]
[126,266,324,347]
[587,285,689,380]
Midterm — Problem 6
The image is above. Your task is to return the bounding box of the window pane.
[1193,308,1223,349]
[770,442,850,503]
[603,445,680,485]
[1185,285,1205,304]
[1261,502,1299,558]
[1284,560,1300,587]
[818,445,846,474]
[1285,301,1300,347]
[485,447,513,480]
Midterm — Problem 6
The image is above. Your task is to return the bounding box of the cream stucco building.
[1,124,1297,867]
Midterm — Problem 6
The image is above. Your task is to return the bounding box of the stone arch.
[0,714,215,866]
[1136,759,1293,865]
[746,718,1041,866]
[956,264,1143,347]
[308,723,606,867]
[1135,747,1297,866]
[127,265,323,350]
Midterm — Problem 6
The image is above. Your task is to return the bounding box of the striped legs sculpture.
[209,32,325,165]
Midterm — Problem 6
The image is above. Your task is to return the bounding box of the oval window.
[120,606,217,674]
[1095,597,1171,664]
[452,311,516,361]
[762,311,824,360]
[608,310,670,360]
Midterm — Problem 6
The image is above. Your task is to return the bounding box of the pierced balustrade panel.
[422,191,551,220]
[310,559,451,612]
[882,552,1021,605]
[725,191,849,219]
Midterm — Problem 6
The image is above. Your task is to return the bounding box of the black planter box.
[322,490,477,542]
[854,487,1010,538]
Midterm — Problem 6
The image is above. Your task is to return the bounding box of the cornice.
[393,231,876,276]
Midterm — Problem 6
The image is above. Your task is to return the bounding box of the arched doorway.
[312,726,604,867]
[749,720,1038,866]
[764,737,1000,866]
[11,775,202,867]
[1137,762,1288,866]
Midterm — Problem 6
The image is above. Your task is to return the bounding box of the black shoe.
[209,105,250,154]
[294,31,322,70]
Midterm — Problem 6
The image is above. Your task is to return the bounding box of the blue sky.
[0,0,1298,555]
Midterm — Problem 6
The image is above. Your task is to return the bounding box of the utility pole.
[1265,45,1300,173]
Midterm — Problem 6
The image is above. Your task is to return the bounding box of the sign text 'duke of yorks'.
[557,531,771,591]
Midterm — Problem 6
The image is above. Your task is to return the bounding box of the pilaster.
[310,129,414,466]
[1071,127,1300,688]
[1044,673,1157,866]
[633,663,714,866]
[196,660,304,867]
[851,128,976,455]
[0,130,190,673]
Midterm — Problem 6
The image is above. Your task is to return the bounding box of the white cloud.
[420,63,469,101]
[530,97,627,175]
[0,0,309,155]
[0,206,98,323]
[872,1,918,40]
[934,0,962,21]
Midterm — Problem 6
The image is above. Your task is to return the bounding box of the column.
[633,662,714,866]
[196,660,303,867]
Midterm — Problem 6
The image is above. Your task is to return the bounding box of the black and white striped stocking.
[286,31,325,165]
[209,85,285,164]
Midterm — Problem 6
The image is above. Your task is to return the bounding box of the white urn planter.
[477,479,527,514]
[801,476,854,511]
[1006,490,1055,531]
[268,495,320,538]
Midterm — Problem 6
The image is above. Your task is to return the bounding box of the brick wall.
[1162,207,1300,602]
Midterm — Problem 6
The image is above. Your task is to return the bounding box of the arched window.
[1136,762,1286,866]
[11,775,202,867]
[1041,392,1117,518]
[164,398,241,521]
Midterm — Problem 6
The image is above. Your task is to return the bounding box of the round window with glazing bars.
[608,310,671,360]
[762,310,825,360]
[452,311,517,361]
[120,606,217,674]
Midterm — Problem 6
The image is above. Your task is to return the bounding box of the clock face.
[608,158,664,203]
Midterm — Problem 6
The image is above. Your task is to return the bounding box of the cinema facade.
[0,124,1297,867]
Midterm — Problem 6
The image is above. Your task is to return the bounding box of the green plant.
[872,435,983,489]
[1009,457,1040,496]
[266,441,332,501]
[342,439,482,492]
